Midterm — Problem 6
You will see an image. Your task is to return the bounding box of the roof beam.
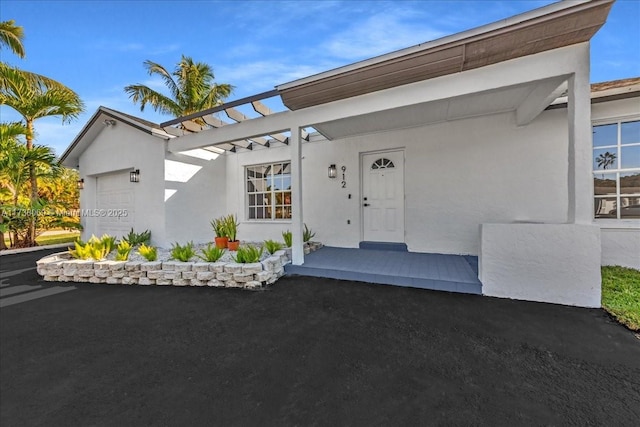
[516,77,567,126]
[161,89,280,127]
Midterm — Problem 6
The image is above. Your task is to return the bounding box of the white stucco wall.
[480,223,601,307]
[163,151,227,246]
[223,108,569,255]
[78,124,166,245]
[600,228,640,269]
[591,97,640,269]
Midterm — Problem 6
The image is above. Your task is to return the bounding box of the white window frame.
[592,115,640,225]
[245,161,292,221]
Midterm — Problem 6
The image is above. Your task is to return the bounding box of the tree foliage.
[0,20,84,248]
[0,20,25,58]
[124,55,233,123]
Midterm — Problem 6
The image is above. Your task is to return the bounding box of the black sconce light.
[328,164,337,179]
[130,169,140,183]
[77,178,84,190]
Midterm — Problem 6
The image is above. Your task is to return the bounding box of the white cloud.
[216,60,337,92]
[322,10,447,60]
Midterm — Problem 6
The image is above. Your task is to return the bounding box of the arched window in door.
[371,158,395,170]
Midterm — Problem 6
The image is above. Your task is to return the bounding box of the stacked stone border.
[36,243,322,290]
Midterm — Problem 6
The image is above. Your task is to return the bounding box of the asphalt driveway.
[1,250,639,426]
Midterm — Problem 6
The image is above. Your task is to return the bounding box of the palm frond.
[123,84,182,116]
[0,20,25,58]
[143,60,180,101]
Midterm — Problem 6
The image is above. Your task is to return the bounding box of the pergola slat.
[181,120,204,132]
[163,126,186,137]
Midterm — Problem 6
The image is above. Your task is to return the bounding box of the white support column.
[567,44,593,224]
[290,125,305,265]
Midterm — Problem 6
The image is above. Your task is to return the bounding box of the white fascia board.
[170,43,588,153]
[277,0,591,90]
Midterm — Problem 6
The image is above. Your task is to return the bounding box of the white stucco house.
[61,0,639,308]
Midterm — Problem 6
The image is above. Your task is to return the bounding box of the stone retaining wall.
[36,250,291,290]
[36,242,323,290]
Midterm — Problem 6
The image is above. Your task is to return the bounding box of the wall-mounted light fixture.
[103,119,116,126]
[328,164,337,179]
[130,169,140,183]
[77,178,84,190]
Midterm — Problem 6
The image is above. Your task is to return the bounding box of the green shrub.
[198,244,225,262]
[138,243,157,262]
[303,224,316,242]
[263,239,283,254]
[282,230,292,248]
[69,239,91,260]
[100,234,117,255]
[224,214,239,242]
[68,234,115,260]
[170,241,195,262]
[123,228,151,246]
[210,217,227,238]
[115,240,133,261]
[233,244,263,263]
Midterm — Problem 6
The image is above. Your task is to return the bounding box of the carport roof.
[161,0,614,134]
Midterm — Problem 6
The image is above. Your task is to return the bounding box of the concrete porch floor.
[285,246,482,294]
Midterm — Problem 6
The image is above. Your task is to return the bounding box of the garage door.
[96,172,135,239]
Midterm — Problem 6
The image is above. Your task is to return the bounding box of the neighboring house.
[61,0,639,307]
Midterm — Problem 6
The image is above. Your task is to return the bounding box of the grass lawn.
[3,232,80,248]
[601,266,640,332]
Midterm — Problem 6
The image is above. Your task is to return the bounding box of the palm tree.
[124,55,233,124]
[1,123,61,248]
[596,151,617,178]
[0,20,25,58]
[0,121,27,249]
[0,65,84,245]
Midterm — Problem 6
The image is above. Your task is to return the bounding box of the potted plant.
[210,217,228,249]
[224,214,240,251]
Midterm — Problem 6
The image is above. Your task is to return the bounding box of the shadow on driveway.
[1,251,639,425]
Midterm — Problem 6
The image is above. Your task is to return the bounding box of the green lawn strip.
[36,233,80,246]
[4,232,81,248]
[601,266,640,332]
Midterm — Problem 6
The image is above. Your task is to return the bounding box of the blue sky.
[1,0,639,156]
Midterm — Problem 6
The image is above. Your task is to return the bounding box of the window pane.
[621,120,640,145]
[620,197,640,219]
[594,173,617,195]
[593,148,618,171]
[248,194,256,205]
[248,207,256,220]
[253,178,267,192]
[594,197,617,218]
[271,176,284,190]
[620,172,640,195]
[621,145,640,169]
[593,123,618,148]
[277,206,292,219]
[257,207,263,219]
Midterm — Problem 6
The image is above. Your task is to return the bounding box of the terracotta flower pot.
[215,236,228,249]
[227,240,240,251]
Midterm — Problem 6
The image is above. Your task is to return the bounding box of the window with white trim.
[593,119,640,219]
[246,162,291,220]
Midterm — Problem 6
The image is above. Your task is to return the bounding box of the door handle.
[363,203,370,207]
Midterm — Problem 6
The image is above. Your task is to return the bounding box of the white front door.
[361,150,405,242]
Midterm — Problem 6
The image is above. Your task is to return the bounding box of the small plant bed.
[36,237,323,291]
[601,266,640,332]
